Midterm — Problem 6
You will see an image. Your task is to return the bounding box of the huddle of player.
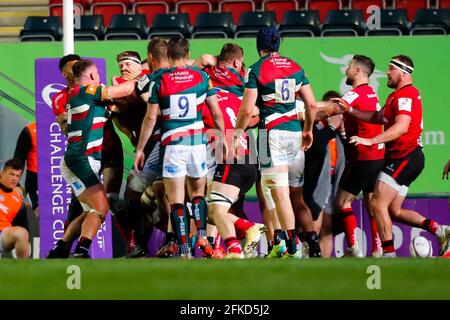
[47,27,450,259]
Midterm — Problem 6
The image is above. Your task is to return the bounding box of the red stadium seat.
[262,0,298,23]
[219,0,255,24]
[91,2,127,27]
[175,0,212,25]
[133,1,169,26]
[92,0,133,8]
[394,0,429,21]
[49,0,90,9]
[49,3,84,17]
[306,0,342,22]
[349,0,385,20]
[438,0,450,8]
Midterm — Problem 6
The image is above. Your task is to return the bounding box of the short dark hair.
[322,90,341,101]
[218,43,243,64]
[59,54,81,71]
[353,55,375,77]
[148,37,168,61]
[72,59,95,79]
[167,36,189,60]
[116,51,141,63]
[3,158,24,171]
[392,55,414,69]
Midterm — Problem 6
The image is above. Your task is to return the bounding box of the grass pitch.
[0,258,449,300]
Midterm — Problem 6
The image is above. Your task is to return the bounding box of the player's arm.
[443,159,450,180]
[14,126,31,163]
[298,84,317,150]
[112,117,137,147]
[134,102,158,170]
[206,94,225,135]
[332,97,384,124]
[235,88,257,133]
[350,114,410,146]
[101,80,136,100]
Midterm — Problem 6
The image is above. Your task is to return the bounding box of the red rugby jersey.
[382,84,423,159]
[342,84,385,161]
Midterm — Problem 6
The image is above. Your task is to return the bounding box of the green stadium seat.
[410,8,450,35]
[74,15,105,41]
[192,12,234,38]
[148,13,191,39]
[19,16,61,41]
[235,11,276,38]
[321,9,365,37]
[279,10,320,37]
[105,14,148,40]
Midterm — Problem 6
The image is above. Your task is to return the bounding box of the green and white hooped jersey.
[66,84,108,160]
[245,52,309,132]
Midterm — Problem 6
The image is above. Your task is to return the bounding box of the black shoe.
[70,252,91,259]
[125,245,148,258]
[47,247,70,259]
[306,232,322,258]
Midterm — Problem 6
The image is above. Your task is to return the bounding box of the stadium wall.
[0,36,448,195]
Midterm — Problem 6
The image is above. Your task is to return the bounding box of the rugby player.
[335,55,450,257]
[234,27,317,258]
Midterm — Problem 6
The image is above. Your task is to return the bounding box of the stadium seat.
[219,0,255,25]
[394,0,429,21]
[74,14,105,40]
[235,11,276,38]
[279,10,320,37]
[438,0,450,8]
[19,16,61,41]
[321,9,365,36]
[262,0,298,24]
[104,14,148,40]
[349,0,385,20]
[365,9,409,35]
[175,0,212,25]
[192,12,234,38]
[305,0,342,22]
[91,0,133,8]
[49,0,89,10]
[132,1,169,26]
[91,1,127,27]
[49,1,84,17]
[410,8,450,35]
[148,13,191,38]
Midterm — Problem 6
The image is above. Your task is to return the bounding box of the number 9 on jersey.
[169,93,197,119]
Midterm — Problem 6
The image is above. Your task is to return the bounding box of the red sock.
[369,215,381,253]
[224,236,242,254]
[340,208,357,247]
[234,218,254,240]
[421,219,439,234]
[382,240,395,253]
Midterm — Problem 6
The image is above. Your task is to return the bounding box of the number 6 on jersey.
[275,79,295,103]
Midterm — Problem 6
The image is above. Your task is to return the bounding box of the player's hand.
[443,159,450,180]
[301,130,313,151]
[331,98,352,113]
[134,150,145,171]
[349,136,373,146]
[123,68,141,81]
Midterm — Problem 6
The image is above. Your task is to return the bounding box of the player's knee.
[207,192,233,212]
[13,227,29,242]
[89,208,107,223]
